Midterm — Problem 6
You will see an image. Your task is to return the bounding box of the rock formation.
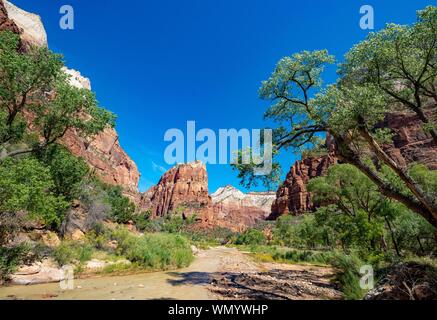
[0,0,140,199]
[141,163,276,231]
[380,110,437,170]
[141,161,211,217]
[269,154,338,219]
[1,0,46,47]
[210,185,276,232]
[0,0,20,36]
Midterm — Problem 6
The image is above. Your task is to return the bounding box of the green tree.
[308,165,395,255]
[0,31,63,146]
[106,186,136,224]
[0,157,68,234]
[339,6,437,143]
[308,164,437,257]
[232,7,437,227]
[0,30,115,160]
[38,144,89,200]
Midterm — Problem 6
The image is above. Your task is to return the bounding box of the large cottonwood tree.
[233,6,437,227]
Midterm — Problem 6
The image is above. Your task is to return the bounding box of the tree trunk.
[357,126,437,224]
[416,236,425,255]
[333,134,437,228]
[385,217,401,257]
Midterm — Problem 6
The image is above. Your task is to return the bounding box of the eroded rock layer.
[210,186,276,232]
[381,111,437,170]
[269,155,338,219]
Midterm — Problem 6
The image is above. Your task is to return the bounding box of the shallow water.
[0,247,232,300]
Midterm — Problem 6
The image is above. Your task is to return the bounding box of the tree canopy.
[233,6,437,227]
[0,30,115,160]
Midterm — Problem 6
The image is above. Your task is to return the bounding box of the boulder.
[10,258,66,285]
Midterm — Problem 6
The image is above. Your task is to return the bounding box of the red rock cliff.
[141,163,277,231]
[141,161,211,217]
[269,154,337,219]
[380,111,437,170]
[210,185,276,232]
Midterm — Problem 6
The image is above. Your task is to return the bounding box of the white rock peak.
[4,0,47,47]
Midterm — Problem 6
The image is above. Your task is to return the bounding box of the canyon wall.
[140,161,211,217]
[269,154,337,219]
[211,186,275,232]
[141,162,276,231]
[380,111,437,170]
[0,0,140,199]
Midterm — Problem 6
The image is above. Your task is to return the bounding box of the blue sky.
[12,0,435,193]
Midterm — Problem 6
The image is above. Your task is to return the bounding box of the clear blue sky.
[12,0,434,193]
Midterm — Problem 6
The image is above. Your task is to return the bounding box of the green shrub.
[235,229,266,245]
[0,244,30,281]
[111,228,193,270]
[185,226,235,246]
[106,186,136,224]
[134,214,197,234]
[38,145,89,201]
[0,157,69,229]
[329,252,367,300]
[52,241,94,265]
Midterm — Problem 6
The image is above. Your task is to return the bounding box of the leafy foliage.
[235,229,266,245]
[37,145,89,200]
[0,157,68,229]
[0,244,30,282]
[111,227,193,269]
[232,7,437,227]
[105,186,135,224]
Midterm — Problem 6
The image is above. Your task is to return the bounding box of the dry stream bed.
[0,247,341,300]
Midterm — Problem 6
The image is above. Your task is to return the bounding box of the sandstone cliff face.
[211,185,275,232]
[2,0,46,47]
[269,154,338,219]
[380,111,437,170]
[0,0,20,36]
[141,161,211,217]
[60,69,140,198]
[141,163,276,231]
[1,1,140,198]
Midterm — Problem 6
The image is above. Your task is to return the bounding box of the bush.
[235,229,266,245]
[38,145,89,200]
[52,241,94,265]
[329,252,367,300]
[0,244,30,282]
[111,228,193,269]
[0,157,69,229]
[134,214,197,234]
[106,186,136,224]
[185,226,235,246]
